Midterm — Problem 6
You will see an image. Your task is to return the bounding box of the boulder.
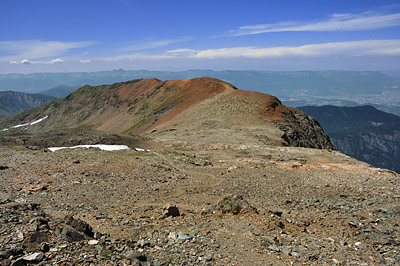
[215,194,258,215]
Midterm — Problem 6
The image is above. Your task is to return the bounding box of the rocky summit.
[0,78,399,265]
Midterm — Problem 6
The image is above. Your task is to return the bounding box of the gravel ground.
[0,143,399,265]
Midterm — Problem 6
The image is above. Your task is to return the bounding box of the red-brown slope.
[114,77,291,134]
[231,89,289,123]
[117,78,163,101]
[99,77,238,135]
[138,78,237,134]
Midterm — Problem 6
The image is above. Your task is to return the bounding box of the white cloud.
[9,58,65,65]
[50,58,64,64]
[21,59,33,64]
[122,37,191,51]
[79,59,91,63]
[191,40,400,59]
[0,40,96,61]
[227,11,400,36]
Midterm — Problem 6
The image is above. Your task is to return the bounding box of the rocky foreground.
[0,142,399,265]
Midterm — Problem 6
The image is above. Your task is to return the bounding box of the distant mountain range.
[299,105,400,173]
[2,69,399,115]
[0,91,55,118]
[0,69,398,96]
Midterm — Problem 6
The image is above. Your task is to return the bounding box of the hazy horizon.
[1,1,400,75]
[1,68,399,79]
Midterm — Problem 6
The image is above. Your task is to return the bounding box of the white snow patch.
[2,116,48,131]
[29,115,48,125]
[11,122,30,129]
[134,147,151,152]
[48,144,130,152]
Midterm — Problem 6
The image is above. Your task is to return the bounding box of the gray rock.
[121,249,149,262]
[281,246,290,255]
[290,251,300,257]
[168,232,177,240]
[178,232,190,241]
[22,231,49,249]
[0,248,23,259]
[268,245,280,252]
[64,215,94,237]
[152,260,161,266]
[22,252,45,262]
[337,201,351,207]
[0,198,11,204]
[57,226,87,242]
[121,249,142,260]
[137,239,150,248]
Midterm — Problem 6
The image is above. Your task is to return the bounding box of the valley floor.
[0,143,399,265]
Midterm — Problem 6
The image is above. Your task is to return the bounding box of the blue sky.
[1,0,400,75]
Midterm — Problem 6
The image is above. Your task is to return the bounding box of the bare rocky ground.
[0,138,399,265]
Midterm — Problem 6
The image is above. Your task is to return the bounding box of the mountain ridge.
[0,77,333,150]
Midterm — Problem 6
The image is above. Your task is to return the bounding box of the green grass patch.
[123,116,153,135]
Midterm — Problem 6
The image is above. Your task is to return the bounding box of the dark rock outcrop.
[278,108,334,149]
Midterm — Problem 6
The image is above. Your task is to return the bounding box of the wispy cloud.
[0,40,96,61]
[98,53,174,61]
[190,39,400,59]
[122,37,191,51]
[166,48,198,55]
[226,11,400,36]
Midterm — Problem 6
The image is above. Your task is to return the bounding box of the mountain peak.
[0,78,333,149]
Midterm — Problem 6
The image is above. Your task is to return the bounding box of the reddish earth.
[141,78,237,133]
[232,90,289,123]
